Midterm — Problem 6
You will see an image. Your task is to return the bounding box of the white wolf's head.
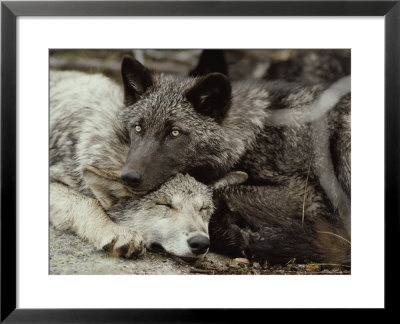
[83,166,247,261]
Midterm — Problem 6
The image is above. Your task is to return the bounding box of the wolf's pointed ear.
[83,165,132,210]
[121,55,154,106]
[185,73,231,123]
[212,171,248,190]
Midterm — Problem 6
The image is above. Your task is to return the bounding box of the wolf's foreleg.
[50,182,145,258]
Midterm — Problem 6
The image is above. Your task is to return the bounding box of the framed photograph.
[1,0,398,321]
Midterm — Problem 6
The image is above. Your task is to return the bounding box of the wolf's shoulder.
[50,70,122,100]
[50,70,124,118]
[50,70,114,85]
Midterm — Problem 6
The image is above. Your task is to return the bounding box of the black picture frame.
[1,0,399,321]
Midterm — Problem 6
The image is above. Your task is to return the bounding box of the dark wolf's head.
[83,165,247,260]
[119,56,233,192]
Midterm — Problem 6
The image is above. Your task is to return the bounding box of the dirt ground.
[49,227,350,275]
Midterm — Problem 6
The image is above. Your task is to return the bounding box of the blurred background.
[49,49,350,84]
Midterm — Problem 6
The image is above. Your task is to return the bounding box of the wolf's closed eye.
[156,202,173,209]
[200,205,209,211]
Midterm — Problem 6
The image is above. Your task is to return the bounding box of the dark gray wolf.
[118,56,351,265]
[50,70,247,260]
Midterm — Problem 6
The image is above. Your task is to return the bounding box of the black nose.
[187,235,210,255]
[121,170,142,187]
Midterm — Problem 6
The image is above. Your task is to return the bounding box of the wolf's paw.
[102,226,145,259]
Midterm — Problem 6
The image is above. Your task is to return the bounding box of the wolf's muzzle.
[121,170,143,187]
[187,235,210,255]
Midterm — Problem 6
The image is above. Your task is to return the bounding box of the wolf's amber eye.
[171,129,180,137]
[135,125,142,133]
